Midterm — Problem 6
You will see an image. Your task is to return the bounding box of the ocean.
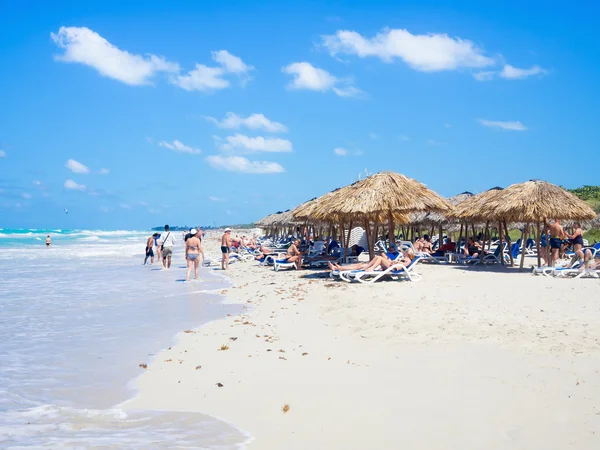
[0,229,249,449]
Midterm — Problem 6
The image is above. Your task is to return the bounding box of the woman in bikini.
[329,249,415,272]
[185,229,201,281]
[285,239,303,270]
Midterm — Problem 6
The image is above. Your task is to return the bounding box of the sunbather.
[328,249,415,272]
[283,239,303,270]
[254,245,275,261]
[432,237,456,257]
[463,237,484,258]
[421,235,434,253]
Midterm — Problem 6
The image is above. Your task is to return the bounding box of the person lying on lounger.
[254,245,275,261]
[328,249,415,272]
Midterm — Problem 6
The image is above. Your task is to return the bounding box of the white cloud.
[172,64,230,91]
[206,155,285,174]
[172,50,252,91]
[282,62,363,97]
[33,181,41,185]
[500,64,547,79]
[444,123,452,128]
[334,147,348,156]
[332,85,365,98]
[368,132,380,140]
[64,179,86,191]
[221,133,292,153]
[66,159,90,174]
[204,112,287,133]
[0,150,5,157]
[99,206,109,213]
[159,139,201,154]
[119,203,131,209]
[283,62,336,90]
[211,50,252,74]
[399,135,410,141]
[473,70,496,81]
[148,208,161,214]
[22,193,32,199]
[474,65,547,81]
[98,168,110,175]
[51,26,179,85]
[208,196,225,202]
[478,119,527,131]
[322,28,494,72]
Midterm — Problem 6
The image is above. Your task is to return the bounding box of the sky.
[1,0,599,229]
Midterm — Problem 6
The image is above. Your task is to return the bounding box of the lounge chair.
[458,242,509,265]
[274,258,298,271]
[335,257,422,283]
[353,257,423,284]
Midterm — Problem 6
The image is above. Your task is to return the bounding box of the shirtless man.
[45,235,51,248]
[221,228,232,270]
[144,233,156,265]
[548,219,565,267]
[285,239,303,270]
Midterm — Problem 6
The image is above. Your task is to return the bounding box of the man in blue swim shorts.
[548,219,565,267]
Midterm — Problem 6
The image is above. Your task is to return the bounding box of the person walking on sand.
[45,235,51,248]
[185,228,201,281]
[548,219,565,267]
[159,224,176,269]
[221,228,232,270]
[144,233,157,265]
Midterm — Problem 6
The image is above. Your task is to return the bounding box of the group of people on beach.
[144,225,207,281]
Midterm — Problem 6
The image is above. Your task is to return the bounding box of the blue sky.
[1,0,599,229]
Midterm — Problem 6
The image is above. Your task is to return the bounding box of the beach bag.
[161,232,170,251]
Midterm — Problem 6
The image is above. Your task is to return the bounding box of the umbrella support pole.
[519,223,529,271]
[498,221,504,265]
[535,221,542,267]
[504,219,514,266]
[388,211,395,246]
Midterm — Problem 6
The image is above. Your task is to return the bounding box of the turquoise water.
[0,229,248,448]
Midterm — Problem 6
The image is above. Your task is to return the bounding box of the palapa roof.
[452,187,505,222]
[305,172,452,223]
[478,180,596,223]
[411,191,474,225]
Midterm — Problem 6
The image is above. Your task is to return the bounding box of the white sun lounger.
[354,257,422,284]
[274,258,297,271]
[334,257,422,283]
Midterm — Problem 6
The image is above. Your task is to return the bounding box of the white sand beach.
[125,231,600,449]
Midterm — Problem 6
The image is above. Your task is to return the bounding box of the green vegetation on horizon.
[568,185,600,214]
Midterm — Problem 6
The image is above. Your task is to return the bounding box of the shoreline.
[125,234,600,449]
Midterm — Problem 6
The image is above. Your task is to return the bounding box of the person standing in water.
[196,227,205,263]
[144,233,157,265]
[45,235,51,247]
[185,229,201,281]
[221,228,232,270]
[159,225,176,269]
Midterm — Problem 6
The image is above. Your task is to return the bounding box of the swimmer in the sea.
[45,236,51,247]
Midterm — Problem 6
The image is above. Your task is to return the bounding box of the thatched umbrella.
[451,187,507,263]
[306,172,452,257]
[478,180,596,269]
[410,191,474,242]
